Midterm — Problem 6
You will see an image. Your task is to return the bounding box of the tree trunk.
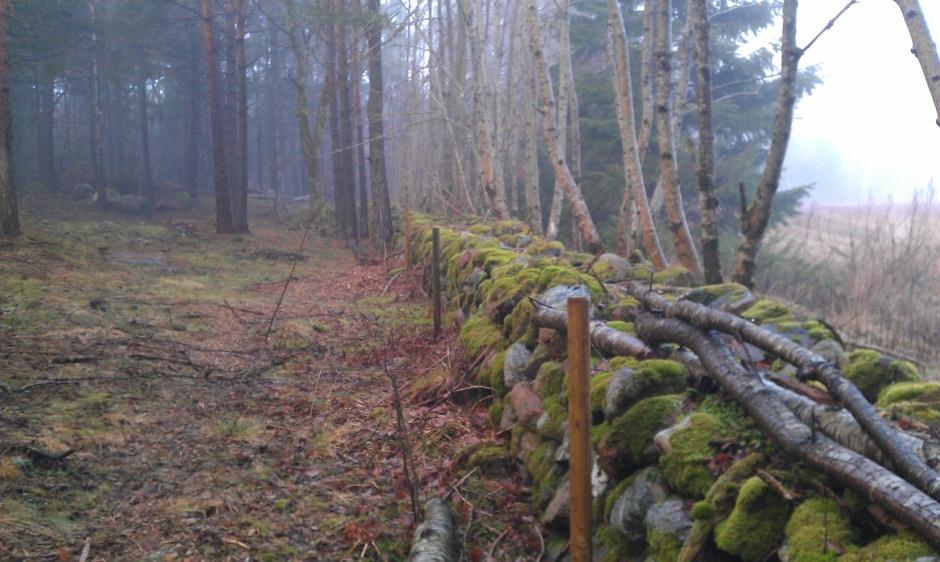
[336,0,359,240]
[608,0,667,268]
[465,0,510,219]
[654,0,701,273]
[521,53,542,234]
[637,0,655,159]
[89,0,106,207]
[524,0,603,252]
[136,73,155,204]
[546,0,574,240]
[894,0,940,126]
[326,11,345,234]
[201,0,234,233]
[266,21,280,211]
[0,0,18,238]
[283,0,325,213]
[184,54,201,206]
[367,0,393,242]
[690,0,721,283]
[38,69,56,192]
[350,29,370,238]
[731,0,800,287]
[234,0,249,232]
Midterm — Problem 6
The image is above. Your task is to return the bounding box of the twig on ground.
[265,226,310,343]
[385,345,420,523]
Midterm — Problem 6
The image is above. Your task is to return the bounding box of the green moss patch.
[458,313,503,359]
[741,299,791,323]
[784,498,853,562]
[840,531,934,562]
[597,395,683,478]
[714,477,789,561]
[844,349,920,402]
[660,413,720,498]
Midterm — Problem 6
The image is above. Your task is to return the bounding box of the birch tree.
[653,0,701,273]
[524,0,602,252]
[732,0,800,287]
[607,0,666,268]
[0,0,17,238]
[894,0,940,127]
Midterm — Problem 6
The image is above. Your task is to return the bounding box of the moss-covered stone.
[503,298,536,345]
[840,531,934,562]
[538,395,567,441]
[713,477,789,561]
[458,313,503,359]
[609,296,642,322]
[660,413,720,498]
[784,498,853,562]
[485,269,540,322]
[597,395,683,478]
[844,349,920,402]
[524,440,561,511]
[467,445,514,476]
[803,320,834,341]
[606,320,636,335]
[594,525,637,562]
[741,299,791,323]
[648,528,684,562]
[590,371,613,419]
[652,265,699,287]
[535,361,566,399]
[876,381,940,426]
[690,500,716,521]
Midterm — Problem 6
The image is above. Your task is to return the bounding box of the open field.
[756,195,940,372]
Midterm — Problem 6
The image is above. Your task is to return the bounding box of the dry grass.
[756,191,940,372]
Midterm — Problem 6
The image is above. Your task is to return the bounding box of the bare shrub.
[756,189,940,367]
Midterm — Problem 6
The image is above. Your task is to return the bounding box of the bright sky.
[780,1,940,204]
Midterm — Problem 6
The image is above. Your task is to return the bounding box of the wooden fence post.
[566,296,592,561]
[403,207,412,269]
[432,227,442,340]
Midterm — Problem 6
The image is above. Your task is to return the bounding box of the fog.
[783,1,940,205]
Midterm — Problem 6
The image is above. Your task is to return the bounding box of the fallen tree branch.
[635,314,940,550]
[531,304,653,359]
[408,498,457,562]
[626,281,940,502]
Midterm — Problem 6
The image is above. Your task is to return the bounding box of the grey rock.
[644,498,693,545]
[609,467,669,543]
[596,253,631,282]
[541,478,571,528]
[503,342,534,390]
[604,367,687,421]
[811,338,847,367]
[498,401,517,431]
[538,285,593,316]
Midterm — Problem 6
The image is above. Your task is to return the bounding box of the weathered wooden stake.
[566,296,592,561]
[403,207,412,269]
[432,227,442,340]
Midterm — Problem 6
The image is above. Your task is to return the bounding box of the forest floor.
[0,197,541,561]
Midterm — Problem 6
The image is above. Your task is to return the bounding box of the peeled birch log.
[636,314,940,551]
[408,499,457,562]
[626,281,940,501]
[532,305,653,359]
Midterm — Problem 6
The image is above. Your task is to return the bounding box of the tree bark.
[637,0,655,159]
[465,0,510,219]
[233,0,249,232]
[546,0,574,240]
[654,0,701,273]
[532,304,654,359]
[367,0,393,242]
[335,0,359,240]
[350,28,370,238]
[731,0,800,287]
[37,68,56,192]
[608,0,667,269]
[524,0,603,252]
[201,0,234,233]
[0,0,18,238]
[283,0,325,213]
[89,0,106,207]
[626,280,940,502]
[690,0,721,283]
[894,0,940,127]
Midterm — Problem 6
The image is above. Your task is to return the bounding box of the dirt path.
[1,207,539,561]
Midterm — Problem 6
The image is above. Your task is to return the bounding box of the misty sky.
[779,1,940,204]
